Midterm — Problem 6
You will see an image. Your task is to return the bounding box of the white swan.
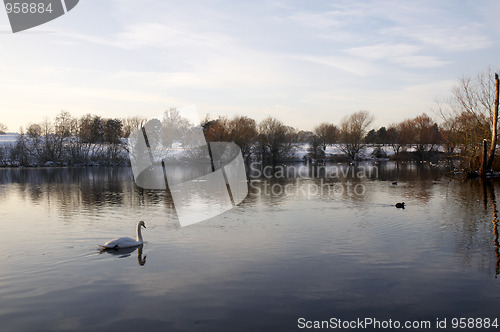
[100,220,146,249]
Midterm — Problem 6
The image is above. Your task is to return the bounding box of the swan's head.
[139,220,146,228]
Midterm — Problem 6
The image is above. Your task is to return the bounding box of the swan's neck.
[136,224,143,242]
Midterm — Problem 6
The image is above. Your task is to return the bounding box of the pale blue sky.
[1,0,499,132]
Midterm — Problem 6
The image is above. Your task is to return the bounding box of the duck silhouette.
[395,202,405,209]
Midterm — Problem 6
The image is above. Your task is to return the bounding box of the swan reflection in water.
[99,244,147,266]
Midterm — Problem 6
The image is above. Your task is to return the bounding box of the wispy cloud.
[284,1,493,53]
[1,0,498,132]
[287,11,344,29]
[290,55,379,76]
[389,25,492,51]
[392,56,449,68]
[113,23,233,50]
[60,22,233,51]
[346,43,449,68]
[347,43,421,60]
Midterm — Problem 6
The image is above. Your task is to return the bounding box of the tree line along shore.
[0,68,498,174]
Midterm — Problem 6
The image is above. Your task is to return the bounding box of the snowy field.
[291,143,395,161]
[0,134,19,147]
[0,134,445,164]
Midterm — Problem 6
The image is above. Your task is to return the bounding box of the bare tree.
[439,118,459,156]
[24,118,65,163]
[202,116,231,142]
[227,115,258,161]
[11,127,29,165]
[27,123,42,138]
[122,116,146,138]
[258,117,296,164]
[339,111,374,160]
[162,108,192,148]
[408,113,442,158]
[296,130,314,143]
[104,118,123,144]
[314,123,338,152]
[0,123,7,134]
[386,124,406,156]
[436,68,499,170]
[55,110,76,138]
[79,114,105,144]
[308,134,324,159]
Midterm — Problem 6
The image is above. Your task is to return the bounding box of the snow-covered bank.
[291,143,393,160]
[286,143,445,161]
[0,134,450,167]
[0,134,128,167]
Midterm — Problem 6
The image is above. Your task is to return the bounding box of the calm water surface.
[0,163,499,331]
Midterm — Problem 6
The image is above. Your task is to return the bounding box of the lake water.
[1,162,500,331]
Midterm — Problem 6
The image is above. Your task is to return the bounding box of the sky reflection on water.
[0,163,499,331]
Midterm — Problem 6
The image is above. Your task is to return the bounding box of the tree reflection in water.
[2,163,500,275]
[484,180,500,277]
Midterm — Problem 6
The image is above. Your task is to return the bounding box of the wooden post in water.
[486,73,500,170]
[481,139,488,177]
